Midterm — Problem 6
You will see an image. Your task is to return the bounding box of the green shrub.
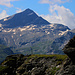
[0,66,9,72]
[28,54,67,61]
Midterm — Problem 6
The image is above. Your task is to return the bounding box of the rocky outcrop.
[56,58,75,75]
[56,36,75,75]
[0,54,67,75]
[63,36,75,63]
[0,54,25,75]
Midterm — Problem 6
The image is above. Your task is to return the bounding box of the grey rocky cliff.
[63,36,75,63]
[56,36,75,75]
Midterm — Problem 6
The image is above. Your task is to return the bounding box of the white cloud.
[39,0,51,4]
[0,10,8,20]
[41,5,75,29]
[39,0,75,29]
[0,0,19,7]
[39,0,70,4]
[16,8,22,13]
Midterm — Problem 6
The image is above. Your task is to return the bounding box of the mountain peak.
[0,8,50,28]
[25,8,33,11]
[23,8,34,13]
[22,8,37,17]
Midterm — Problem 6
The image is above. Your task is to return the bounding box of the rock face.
[0,54,67,75]
[56,36,75,75]
[56,58,75,75]
[63,36,75,63]
[0,54,25,75]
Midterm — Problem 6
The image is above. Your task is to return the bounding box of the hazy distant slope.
[0,44,14,63]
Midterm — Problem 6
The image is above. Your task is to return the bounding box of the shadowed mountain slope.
[0,9,50,28]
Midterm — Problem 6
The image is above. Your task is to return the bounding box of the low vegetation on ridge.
[0,54,67,75]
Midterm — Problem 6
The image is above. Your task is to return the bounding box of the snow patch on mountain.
[59,29,69,35]
[13,33,16,34]
[4,18,8,21]
[18,27,27,31]
[45,31,50,34]
[0,24,2,27]
[2,29,12,32]
[28,13,34,16]
[1,25,37,33]
[18,25,37,31]
[50,24,54,28]
[20,34,22,36]
[11,35,13,38]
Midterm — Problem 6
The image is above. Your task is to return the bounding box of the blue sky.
[0,0,75,29]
